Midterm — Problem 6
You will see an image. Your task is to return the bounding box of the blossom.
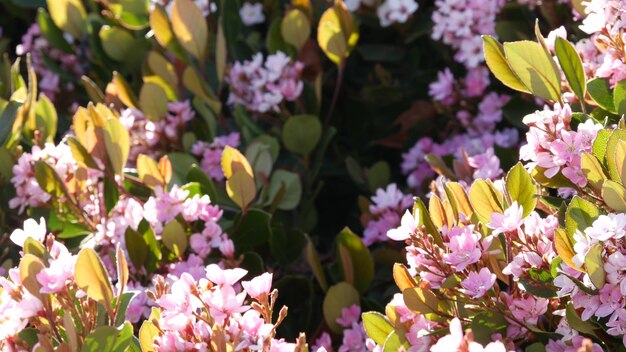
[487,202,524,236]
[585,214,626,241]
[460,268,496,298]
[442,226,482,271]
[387,210,418,241]
[377,0,418,27]
[240,2,265,26]
[242,272,273,299]
[10,217,47,247]
[205,264,248,286]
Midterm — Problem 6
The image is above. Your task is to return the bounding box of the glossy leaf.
[601,179,626,212]
[226,169,256,210]
[554,37,586,103]
[281,9,310,51]
[139,83,168,121]
[337,227,374,293]
[565,196,600,236]
[268,170,302,210]
[581,152,606,193]
[282,115,322,155]
[585,243,605,289]
[588,78,615,113]
[362,312,393,346]
[75,248,114,308]
[162,220,187,257]
[614,78,626,116]
[323,282,360,333]
[171,0,208,59]
[503,41,561,102]
[104,118,130,176]
[317,2,359,65]
[506,162,536,217]
[482,35,529,93]
[469,179,504,224]
[46,0,86,38]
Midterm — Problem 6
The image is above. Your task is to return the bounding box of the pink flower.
[430,317,463,351]
[242,272,273,299]
[429,68,456,103]
[10,217,47,247]
[387,210,418,241]
[336,304,361,328]
[205,264,247,286]
[442,226,481,271]
[487,201,524,236]
[460,268,496,298]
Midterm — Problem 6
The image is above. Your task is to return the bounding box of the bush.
[1,0,625,351]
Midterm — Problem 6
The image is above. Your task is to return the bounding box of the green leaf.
[555,228,580,271]
[268,170,302,210]
[469,179,504,225]
[471,311,508,345]
[382,331,409,352]
[167,152,198,187]
[75,248,114,310]
[593,129,612,164]
[99,26,135,61]
[139,83,169,121]
[37,8,73,54]
[588,78,616,113]
[565,302,597,334]
[323,282,360,333]
[34,94,57,142]
[368,161,390,194]
[0,101,22,147]
[602,179,626,212]
[482,35,529,93]
[114,292,137,326]
[281,9,311,51]
[305,236,328,291]
[554,37,586,104]
[614,79,626,116]
[231,208,271,252]
[581,152,606,193]
[162,220,187,257]
[282,115,322,155]
[565,196,600,236]
[585,243,605,289]
[413,198,444,247]
[503,41,561,102]
[47,0,87,39]
[317,2,359,65]
[34,160,65,197]
[82,323,133,352]
[336,227,374,293]
[104,176,120,213]
[266,18,296,56]
[171,0,208,60]
[506,162,536,217]
[221,0,243,57]
[125,228,148,270]
[362,312,393,346]
[604,129,626,181]
[403,287,449,322]
[104,118,130,176]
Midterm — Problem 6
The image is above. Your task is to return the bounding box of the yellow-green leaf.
[581,152,606,193]
[482,35,529,93]
[116,244,129,293]
[162,220,187,257]
[393,263,415,291]
[469,179,504,224]
[226,169,256,210]
[565,196,600,236]
[216,22,227,84]
[46,0,86,38]
[75,248,114,308]
[602,179,626,212]
[171,0,208,60]
[362,312,393,347]
[281,9,310,51]
[305,235,328,291]
[19,254,45,299]
[104,118,130,175]
[139,321,159,352]
[139,83,168,121]
[503,41,562,102]
[112,72,138,108]
[137,154,165,187]
[585,243,605,289]
[555,37,586,104]
[506,162,537,217]
[317,2,359,65]
[614,139,626,185]
[99,26,134,61]
[221,145,253,179]
[323,282,360,333]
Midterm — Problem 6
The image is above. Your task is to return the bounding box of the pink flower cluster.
[191,132,241,181]
[10,142,102,215]
[16,24,83,101]
[226,51,304,113]
[431,0,506,68]
[554,213,626,346]
[575,0,626,87]
[311,305,379,352]
[361,183,413,246]
[519,103,602,187]
[120,100,195,162]
[1,218,74,346]
[344,0,418,27]
[150,266,298,351]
